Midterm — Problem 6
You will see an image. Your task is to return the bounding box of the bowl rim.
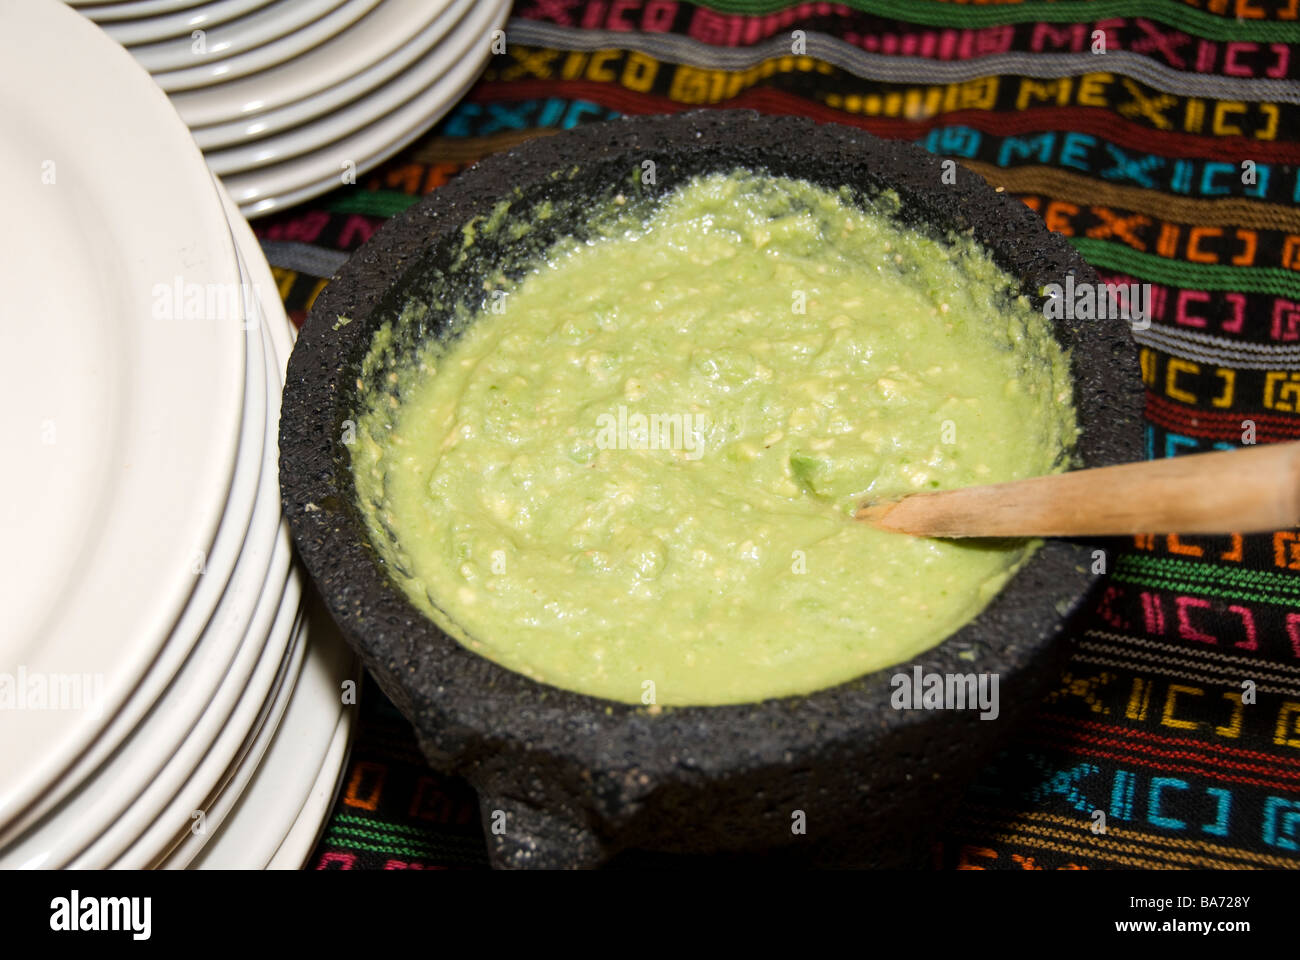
[279,109,1144,777]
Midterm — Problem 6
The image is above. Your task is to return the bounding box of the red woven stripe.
[1147,393,1300,426]
[1145,394,1300,441]
[1041,712,1300,768]
[1023,739,1300,792]
[1034,724,1300,781]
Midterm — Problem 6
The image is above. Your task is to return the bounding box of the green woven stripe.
[323,831,434,860]
[326,190,421,218]
[322,834,486,863]
[332,813,472,838]
[1113,575,1291,607]
[1068,237,1300,297]
[329,818,483,844]
[324,823,486,859]
[692,0,1300,42]
[1115,554,1300,607]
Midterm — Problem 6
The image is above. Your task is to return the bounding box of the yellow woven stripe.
[962,160,1300,233]
[961,805,1299,868]
[954,823,1190,869]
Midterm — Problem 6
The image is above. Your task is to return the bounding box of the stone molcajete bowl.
[279,110,1143,869]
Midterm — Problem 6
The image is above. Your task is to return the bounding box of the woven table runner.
[255,0,1300,870]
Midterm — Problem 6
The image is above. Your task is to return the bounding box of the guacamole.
[350,170,1076,706]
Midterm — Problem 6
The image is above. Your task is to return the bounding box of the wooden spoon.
[856,440,1300,538]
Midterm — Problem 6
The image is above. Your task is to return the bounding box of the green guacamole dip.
[350,170,1076,706]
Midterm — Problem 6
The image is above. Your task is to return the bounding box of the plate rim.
[0,0,245,826]
[204,0,484,175]
[190,0,468,149]
[228,0,507,214]
[172,0,455,128]
[151,0,383,92]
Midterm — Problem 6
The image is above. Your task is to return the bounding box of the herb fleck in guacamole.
[351,171,1076,706]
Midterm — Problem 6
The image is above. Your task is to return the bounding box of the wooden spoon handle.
[857,441,1300,538]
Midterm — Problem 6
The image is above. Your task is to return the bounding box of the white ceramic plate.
[151,0,382,92]
[90,206,304,867]
[165,188,357,870]
[143,194,353,871]
[206,0,483,174]
[0,0,244,828]
[125,0,347,73]
[72,552,299,869]
[71,0,202,14]
[228,0,506,215]
[67,315,302,869]
[1,292,284,870]
[100,0,279,45]
[174,0,453,128]
[266,705,353,870]
[191,0,465,149]
[105,552,303,868]
[0,255,264,850]
[166,599,355,869]
[143,594,308,869]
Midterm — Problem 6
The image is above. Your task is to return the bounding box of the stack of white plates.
[0,0,356,869]
[65,0,510,217]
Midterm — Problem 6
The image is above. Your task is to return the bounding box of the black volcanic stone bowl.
[279,110,1143,869]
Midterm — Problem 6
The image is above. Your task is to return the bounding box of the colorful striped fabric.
[258,0,1300,870]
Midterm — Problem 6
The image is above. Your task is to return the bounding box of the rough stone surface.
[279,110,1144,869]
